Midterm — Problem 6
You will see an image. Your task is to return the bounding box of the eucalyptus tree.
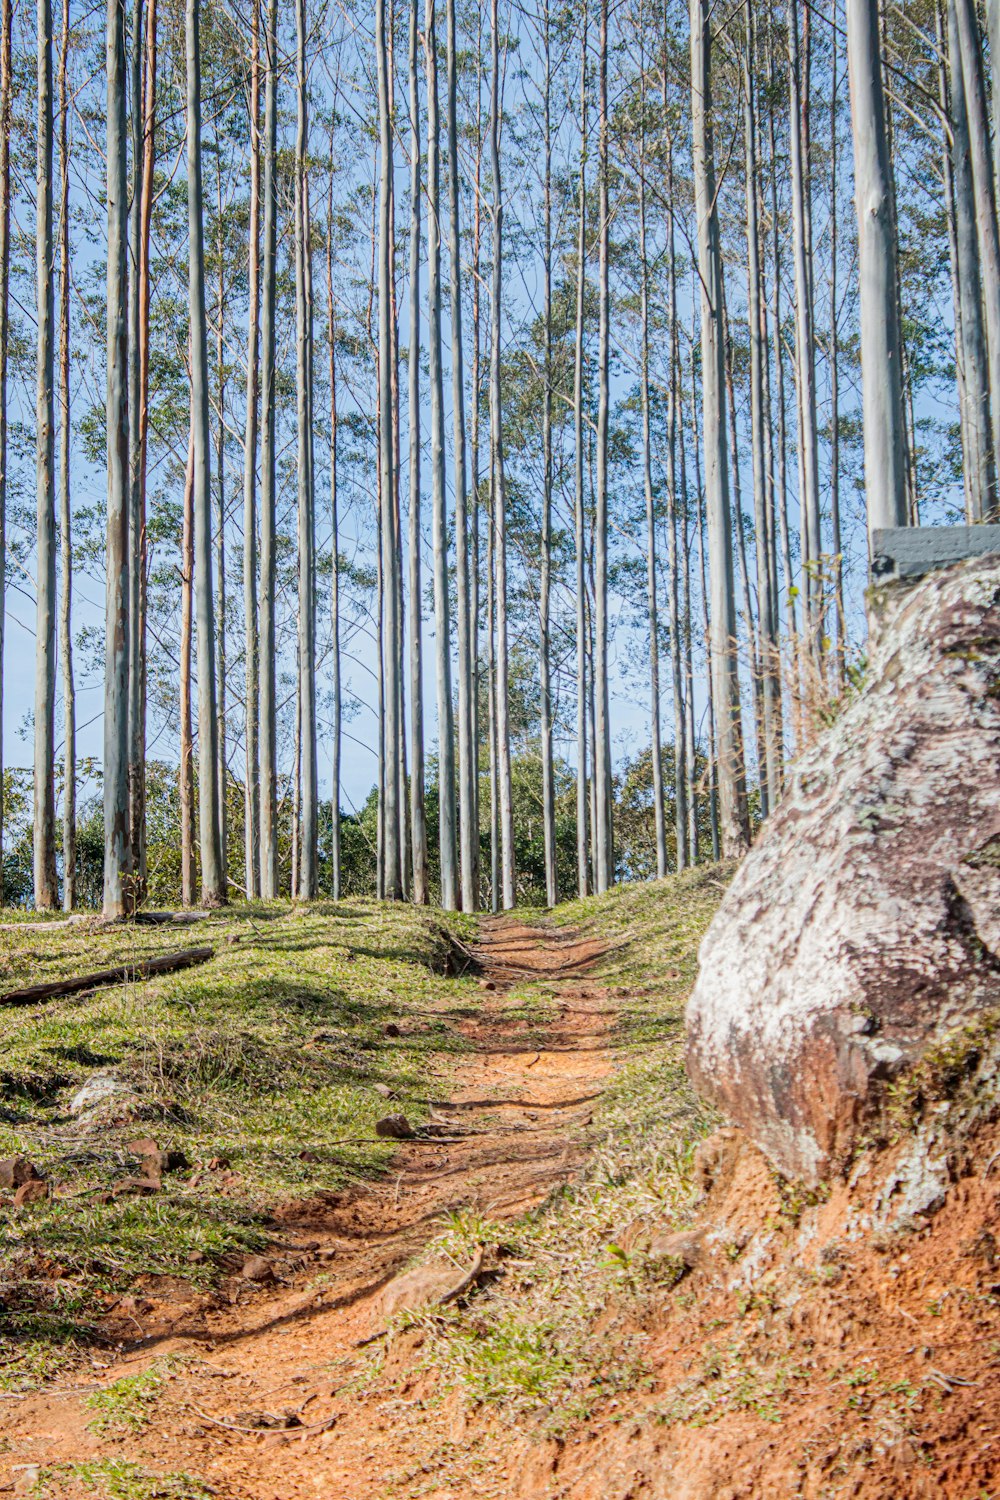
[58,0,74,909]
[946,0,995,518]
[105,0,132,919]
[490,0,515,909]
[35,0,58,911]
[376,0,401,899]
[425,0,458,909]
[186,0,225,904]
[259,0,279,897]
[593,0,613,893]
[573,0,588,897]
[296,0,319,898]
[446,0,476,910]
[689,0,749,857]
[539,0,557,906]
[243,0,261,897]
[326,189,342,900]
[0,0,9,895]
[127,0,145,898]
[637,41,666,879]
[408,0,429,905]
[845,0,908,532]
[786,0,822,658]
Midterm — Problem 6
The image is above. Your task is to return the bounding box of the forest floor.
[2,872,999,1499]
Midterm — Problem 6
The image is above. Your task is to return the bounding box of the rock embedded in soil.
[375,1112,415,1139]
[241,1255,276,1282]
[112,1176,160,1197]
[687,557,1000,1184]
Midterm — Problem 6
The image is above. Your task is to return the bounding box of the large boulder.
[686,557,1000,1183]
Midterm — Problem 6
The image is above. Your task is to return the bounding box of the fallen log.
[0,946,215,1008]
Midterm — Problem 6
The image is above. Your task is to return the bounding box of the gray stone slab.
[871,525,1000,580]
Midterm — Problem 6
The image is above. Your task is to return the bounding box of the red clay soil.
[4,919,1000,1499]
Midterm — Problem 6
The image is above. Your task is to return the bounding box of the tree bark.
[58,0,74,911]
[127,0,145,904]
[35,0,58,911]
[845,0,909,534]
[593,0,613,893]
[376,0,401,900]
[446,0,476,911]
[574,2,589,897]
[186,0,225,904]
[243,0,261,897]
[425,0,458,909]
[104,0,132,918]
[296,0,318,899]
[407,0,428,906]
[638,74,666,880]
[540,0,557,905]
[0,0,10,904]
[689,0,749,859]
[258,0,278,898]
[180,429,195,907]
[490,0,515,909]
[664,118,687,871]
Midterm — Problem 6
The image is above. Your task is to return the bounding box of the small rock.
[299,1149,320,1163]
[383,1022,402,1038]
[112,1176,160,1197]
[375,1113,415,1140]
[186,1249,207,1264]
[478,980,496,991]
[13,1179,49,1207]
[241,1255,276,1283]
[207,1156,231,1171]
[317,1247,337,1263]
[0,1155,42,1190]
[372,1082,394,1099]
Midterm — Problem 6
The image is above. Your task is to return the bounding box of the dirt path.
[2,918,616,1499]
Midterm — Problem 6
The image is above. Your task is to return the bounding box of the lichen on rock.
[686,556,1000,1183]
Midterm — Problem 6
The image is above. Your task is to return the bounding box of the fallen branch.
[0,946,215,1008]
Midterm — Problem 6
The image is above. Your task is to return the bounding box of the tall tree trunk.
[105,0,131,918]
[845,0,909,534]
[445,0,476,911]
[689,0,749,859]
[296,69,318,900]
[214,158,228,881]
[678,368,698,864]
[243,0,261,897]
[258,0,278,897]
[425,0,458,909]
[35,0,58,911]
[574,1,589,897]
[133,0,155,897]
[325,167,342,900]
[828,0,845,677]
[187,0,225,904]
[539,0,557,905]
[490,0,515,909]
[787,0,823,661]
[664,123,687,871]
[58,0,74,911]
[948,0,996,517]
[0,0,10,904]
[638,76,666,879]
[407,0,428,905]
[743,3,781,806]
[127,0,145,904]
[180,428,195,905]
[593,0,613,893]
[376,0,401,900]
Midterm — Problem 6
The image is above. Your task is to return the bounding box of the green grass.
[0,899,478,1384]
[33,1460,214,1499]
